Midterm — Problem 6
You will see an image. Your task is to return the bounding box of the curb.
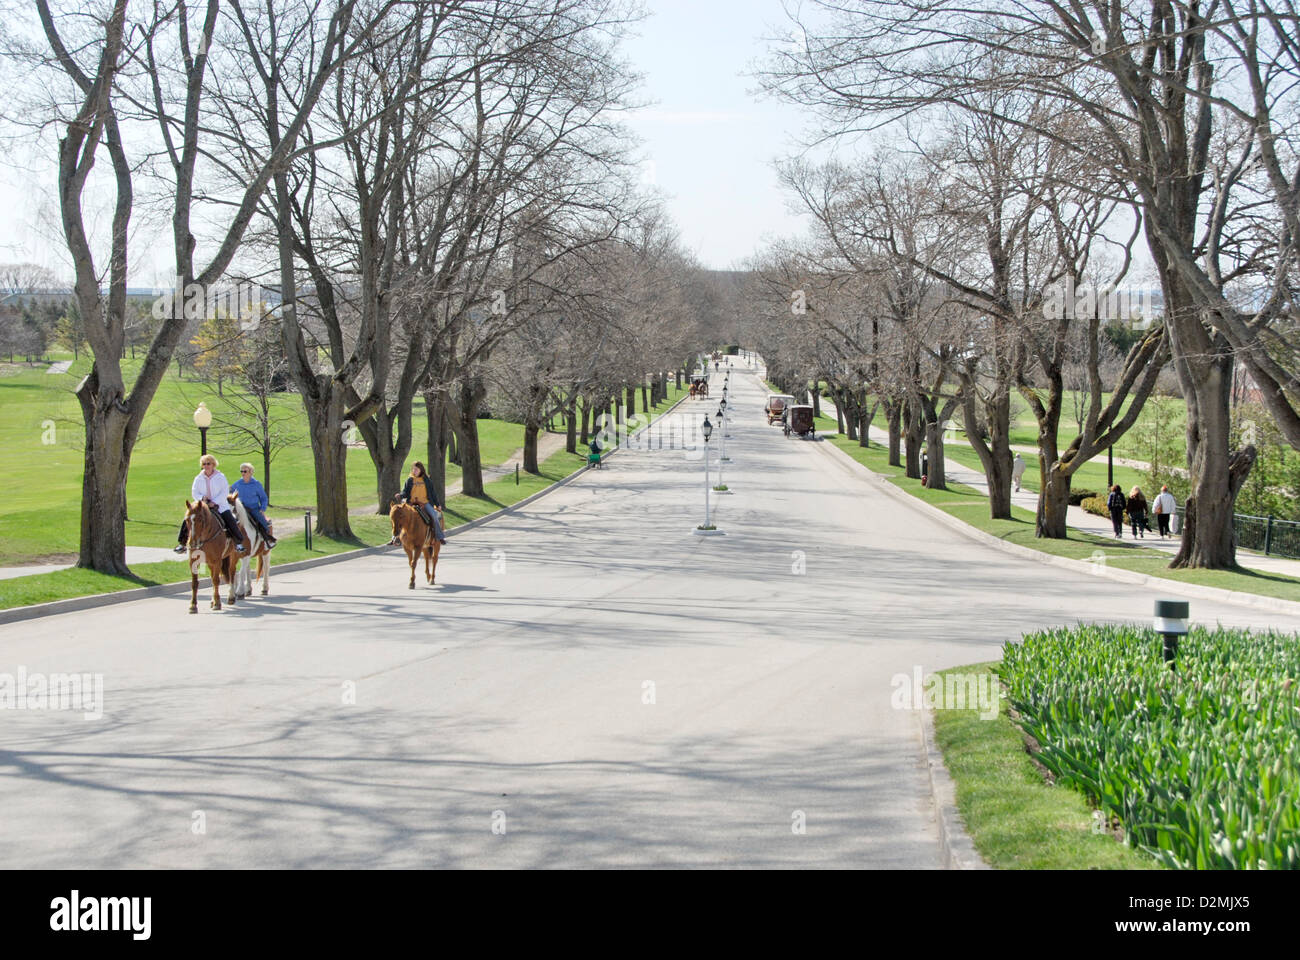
[0,390,697,627]
[815,439,1300,618]
[916,707,990,870]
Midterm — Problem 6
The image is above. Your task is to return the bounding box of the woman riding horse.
[393,461,447,545]
[175,454,246,554]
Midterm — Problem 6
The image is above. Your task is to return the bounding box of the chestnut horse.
[183,499,247,612]
[389,500,443,589]
[228,492,271,598]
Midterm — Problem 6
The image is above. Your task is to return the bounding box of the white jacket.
[1153,491,1176,515]
[192,470,233,513]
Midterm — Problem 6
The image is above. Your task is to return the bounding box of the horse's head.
[227,491,239,505]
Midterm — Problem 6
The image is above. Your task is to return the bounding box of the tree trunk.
[524,421,540,474]
[641,383,648,413]
[580,396,590,445]
[74,368,131,576]
[1037,467,1071,539]
[860,400,878,448]
[811,385,821,417]
[565,396,577,454]
[886,401,901,466]
[842,389,858,441]
[923,420,947,490]
[424,391,449,507]
[626,384,636,418]
[303,384,354,539]
[902,399,923,479]
[457,378,486,497]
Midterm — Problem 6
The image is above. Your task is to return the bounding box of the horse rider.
[231,462,277,549]
[175,453,247,553]
[394,461,447,545]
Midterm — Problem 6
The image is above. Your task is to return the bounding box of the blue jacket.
[232,476,268,514]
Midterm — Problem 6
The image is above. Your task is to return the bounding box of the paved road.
[3,366,1299,869]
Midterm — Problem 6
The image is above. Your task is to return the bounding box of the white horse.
[228,494,271,597]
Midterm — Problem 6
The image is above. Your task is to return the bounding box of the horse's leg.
[407,544,416,589]
[210,560,222,610]
[260,552,269,596]
[430,541,440,584]
[190,570,199,614]
[226,555,237,605]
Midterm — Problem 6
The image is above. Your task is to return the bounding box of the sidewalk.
[811,389,1300,580]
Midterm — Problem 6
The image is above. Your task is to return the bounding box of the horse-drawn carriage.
[690,376,710,399]
[784,404,816,439]
[765,394,795,425]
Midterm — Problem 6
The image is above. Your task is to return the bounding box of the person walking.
[1012,453,1026,492]
[396,461,447,545]
[1106,484,1126,538]
[231,463,276,549]
[1127,486,1149,539]
[1152,485,1177,538]
[175,454,247,553]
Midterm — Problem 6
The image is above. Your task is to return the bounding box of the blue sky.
[620,0,814,268]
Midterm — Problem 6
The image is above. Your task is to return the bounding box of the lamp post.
[193,402,212,455]
[1154,599,1190,669]
[719,397,730,440]
[701,416,713,529]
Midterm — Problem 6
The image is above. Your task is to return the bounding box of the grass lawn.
[0,378,687,610]
[823,430,1300,603]
[930,662,1159,869]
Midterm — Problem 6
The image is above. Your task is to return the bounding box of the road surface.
[2,364,1297,869]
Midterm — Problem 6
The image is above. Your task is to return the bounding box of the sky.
[0,0,816,281]
[619,0,816,269]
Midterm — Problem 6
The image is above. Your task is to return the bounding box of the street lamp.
[700,416,714,530]
[719,397,730,438]
[193,402,212,455]
[1154,599,1189,669]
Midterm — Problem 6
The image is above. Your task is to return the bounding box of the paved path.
[0,547,184,582]
[4,366,1300,869]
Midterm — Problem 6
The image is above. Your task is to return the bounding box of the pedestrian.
[231,462,277,549]
[1127,485,1149,539]
[1012,453,1026,492]
[1106,483,1126,538]
[1152,485,1177,538]
[396,461,447,545]
[175,454,247,553]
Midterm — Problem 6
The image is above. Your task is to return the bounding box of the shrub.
[1080,495,1110,517]
[1069,489,1099,506]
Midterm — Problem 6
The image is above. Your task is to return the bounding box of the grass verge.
[823,431,1300,603]
[930,662,1159,869]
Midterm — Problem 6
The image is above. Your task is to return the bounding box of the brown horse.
[183,499,247,612]
[389,500,443,589]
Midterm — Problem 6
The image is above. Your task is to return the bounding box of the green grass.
[1002,625,1300,869]
[930,662,1159,869]
[0,353,544,566]
[823,431,1300,603]
[939,443,1149,500]
[0,376,688,610]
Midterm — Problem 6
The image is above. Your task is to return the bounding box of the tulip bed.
[1001,624,1300,869]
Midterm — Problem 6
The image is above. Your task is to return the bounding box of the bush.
[1002,624,1300,869]
[1069,489,1099,507]
[1080,495,1110,517]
